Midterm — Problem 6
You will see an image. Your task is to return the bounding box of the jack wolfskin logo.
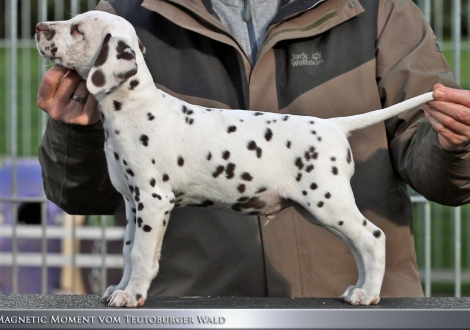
[290,52,324,67]
[311,52,322,61]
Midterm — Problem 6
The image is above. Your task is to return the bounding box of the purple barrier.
[0,158,64,294]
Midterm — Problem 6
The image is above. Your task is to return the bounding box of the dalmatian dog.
[36,11,435,307]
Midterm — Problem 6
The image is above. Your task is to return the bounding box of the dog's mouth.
[37,44,64,66]
[38,50,60,64]
[50,56,63,65]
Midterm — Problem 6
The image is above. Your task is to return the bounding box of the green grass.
[442,46,470,90]
[1,47,46,157]
[412,201,470,296]
[430,283,470,297]
[413,203,470,269]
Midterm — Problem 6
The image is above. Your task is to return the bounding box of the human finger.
[424,103,470,150]
[425,97,470,127]
[37,65,69,109]
[433,84,470,108]
[65,81,100,125]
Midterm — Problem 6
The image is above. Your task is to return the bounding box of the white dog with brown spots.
[36,11,434,307]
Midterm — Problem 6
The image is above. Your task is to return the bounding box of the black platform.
[0,294,470,309]
[1,295,470,329]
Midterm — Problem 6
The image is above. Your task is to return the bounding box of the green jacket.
[39,0,469,298]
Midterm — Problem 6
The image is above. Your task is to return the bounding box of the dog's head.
[36,11,146,95]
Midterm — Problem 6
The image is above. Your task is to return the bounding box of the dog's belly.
[173,192,294,218]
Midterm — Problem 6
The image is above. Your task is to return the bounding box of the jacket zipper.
[165,0,254,66]
[243,0,258,63]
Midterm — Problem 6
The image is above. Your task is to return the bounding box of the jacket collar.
[272,0,328,25]
[141,0,364,64]
[147,0,332,27]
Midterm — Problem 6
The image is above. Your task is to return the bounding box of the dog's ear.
[86,33,138,95]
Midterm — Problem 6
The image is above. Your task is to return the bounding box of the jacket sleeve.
[38,119,122,215]
[378,0,470,206]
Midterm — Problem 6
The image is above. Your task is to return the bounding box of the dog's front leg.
[102,198,136,302]
[108,192,173,307]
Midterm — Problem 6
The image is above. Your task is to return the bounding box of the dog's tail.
[330,92,434,134]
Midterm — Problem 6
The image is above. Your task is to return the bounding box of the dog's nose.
[36,23,47,32]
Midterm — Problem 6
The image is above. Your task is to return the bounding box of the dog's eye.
[70,24,84,36]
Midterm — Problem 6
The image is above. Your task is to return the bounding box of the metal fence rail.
[0,0,469,297]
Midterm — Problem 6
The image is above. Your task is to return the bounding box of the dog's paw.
[108,290,146,308]
[340,285,358,300]
[342,288,380,306]
[102,285,119,302]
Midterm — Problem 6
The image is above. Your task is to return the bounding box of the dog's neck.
[94,53,157,107]
[92,51,198,125]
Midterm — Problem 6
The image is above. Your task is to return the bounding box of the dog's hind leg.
[295,185,386,305]
[108,191,174,307]
[102,198,136,302]
[335,214,385,305]
[151,210,171,276]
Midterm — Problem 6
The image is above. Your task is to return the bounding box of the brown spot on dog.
[94,33,111,67]
[265,128,273,141]
[256,187,267,194]
[113,100,122,111]
[227,125,237,133]
[305,164,314,173]
[225,163,236,179]
[129,79,139,90]
[44,29,56,41]
[140,134,149,146]
[91,69,106,87]
[212,165,225,178]
[241,172,253,181]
